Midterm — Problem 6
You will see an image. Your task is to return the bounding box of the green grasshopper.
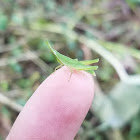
[45,41,99,77]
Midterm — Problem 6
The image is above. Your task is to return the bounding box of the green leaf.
[93,82,140,128]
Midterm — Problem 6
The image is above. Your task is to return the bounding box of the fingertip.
[7,66,94,140]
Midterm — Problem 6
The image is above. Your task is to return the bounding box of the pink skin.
[6,66,94,140]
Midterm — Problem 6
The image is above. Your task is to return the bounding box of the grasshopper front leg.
[52,64,63,74]
[55,64,63,72]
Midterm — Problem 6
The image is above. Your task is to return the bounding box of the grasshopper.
[45,41,99,78]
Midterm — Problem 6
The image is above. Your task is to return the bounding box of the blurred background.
[0,0,140,140]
